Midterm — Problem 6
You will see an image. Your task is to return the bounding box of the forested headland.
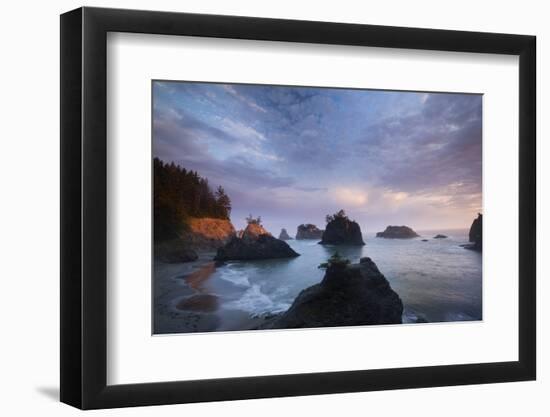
[153,158,231,241]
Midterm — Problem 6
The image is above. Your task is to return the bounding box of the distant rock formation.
[278,228,293,240]
[376,225,419,239]
[215,223,299,261]
[466,214,482,252]
[296,224,324,240]
[433,234,448,239]
[421,239,429,242]
[320,211,365,245]
[154,239,198,263]
[265,255,403,328]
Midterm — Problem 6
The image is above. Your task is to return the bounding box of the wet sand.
[184,262,216,290]
[176,294,219,312]
[153,252,266,334]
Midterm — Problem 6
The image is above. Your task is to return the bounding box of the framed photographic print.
[60,7,536,409]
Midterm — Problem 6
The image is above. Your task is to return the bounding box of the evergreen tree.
[153,158,232,241]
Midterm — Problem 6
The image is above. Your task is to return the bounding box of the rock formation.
[466,214,482,252]
[179,217,236,250]
[376,225,419,239]
[215,223,299,261]
[241,222,270,239]
[433,234,448,239]
[266,255,403,328]
[278,228,293,240]
[320,212,365,245]
[296,224,324,240]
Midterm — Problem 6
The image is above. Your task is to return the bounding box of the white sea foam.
[217,265,251,287]
[224,284,290,314]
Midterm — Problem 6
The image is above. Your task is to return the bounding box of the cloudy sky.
[153,81,482,235]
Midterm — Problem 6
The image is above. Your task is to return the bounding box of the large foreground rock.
[215,223,299,261]
[320,216,365,245]
[376,225,419,239]
[466,214,482,252]
[267,257,403,328]
[278,228,293,240]
[296,224,324,240]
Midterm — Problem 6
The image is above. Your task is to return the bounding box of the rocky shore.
[154,217,235,263]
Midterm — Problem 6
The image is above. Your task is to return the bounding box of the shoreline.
[153,251,267,334]
[153,251,221,334]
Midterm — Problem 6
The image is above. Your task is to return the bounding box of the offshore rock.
[267,257,403,328]
[376,225,419,239]
[296,224,324,240]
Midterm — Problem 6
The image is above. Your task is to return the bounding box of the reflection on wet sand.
[184,262,216,291]
[176,294,219,312]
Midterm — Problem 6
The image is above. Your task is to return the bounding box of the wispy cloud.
[153,81,482,232]
[222,84,268,113]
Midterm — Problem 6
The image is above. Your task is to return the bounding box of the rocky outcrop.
[180,217,236,250]
[296,224,324,240]
[242,222,270,239]
[466,214,482,252]
[154,239,198,263]
[266,255,403,329]
[320,216,365,245]
[433,234,448,239]
[278,228,293,240]
[376,225,419,239]
[215,223,299,261]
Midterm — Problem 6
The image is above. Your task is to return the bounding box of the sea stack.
[467,214,482,251]
[266,255,403,328]
[320,210,365,245]
[376,225,419,239]
[296,224,324,240]
[278,228,293,240]
[433,234,448,239]
[215,222,299,261]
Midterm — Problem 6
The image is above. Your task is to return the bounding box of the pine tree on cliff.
[215,186,231,219]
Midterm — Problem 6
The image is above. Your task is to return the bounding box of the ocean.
[197,229,482,328]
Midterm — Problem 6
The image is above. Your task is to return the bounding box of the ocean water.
[200,229,482,326]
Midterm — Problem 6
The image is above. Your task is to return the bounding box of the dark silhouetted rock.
[296,224,324,240]
[465,214,482,252]
[320,211,365,245]
[154,239,198,263]
[215,223,299,261]
[433,234,448,239]
[279,228,293,240]
[421,239,429,242]
[266,256,403,329]
[376,225,419,239]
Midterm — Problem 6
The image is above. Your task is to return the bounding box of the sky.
[153,81,482,235]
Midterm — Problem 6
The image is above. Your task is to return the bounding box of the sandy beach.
[153,252,267,334]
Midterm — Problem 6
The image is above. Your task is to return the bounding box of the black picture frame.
[60,6,536,410]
